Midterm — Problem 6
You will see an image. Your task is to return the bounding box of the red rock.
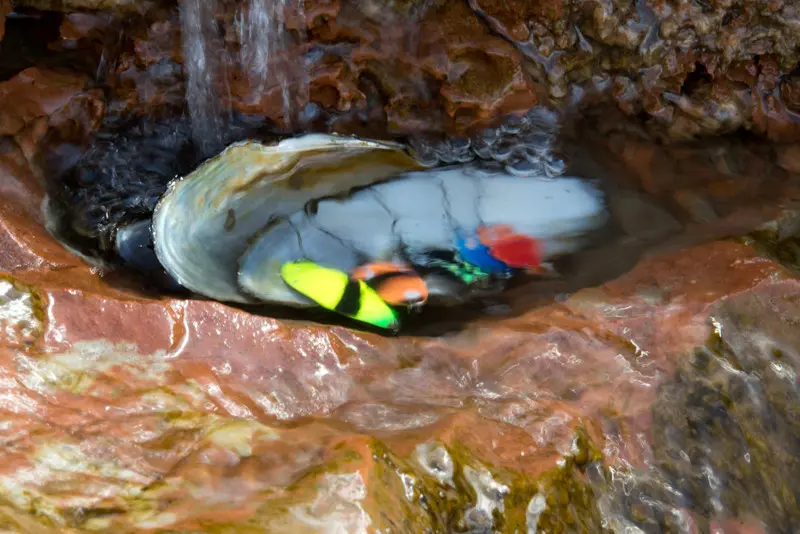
[417,0,537,133]
[0,68,87,138]
[0,69,102,184]
[0,69,104,274]
[59,0,798,141]
[3,218,796,530]
[0,140,81,273]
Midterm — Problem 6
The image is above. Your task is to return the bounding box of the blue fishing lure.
[454,230,514,275]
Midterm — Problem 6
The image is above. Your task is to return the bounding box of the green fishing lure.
[281,261,400,331]
[426,254,491,285]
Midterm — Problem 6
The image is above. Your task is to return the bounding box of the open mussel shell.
[152,134,426,303]
[238,163,610,308]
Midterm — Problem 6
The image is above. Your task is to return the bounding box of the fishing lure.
[487,234,542,269]
[477,224,542,269]
[454,230,514,275]
[281,261,400,331]
[407,249,492,285]
[350,262,429,307]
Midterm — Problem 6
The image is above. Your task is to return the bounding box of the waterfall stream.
[180,0,231,157]
[237,0,301,129]
[180,0,303,155]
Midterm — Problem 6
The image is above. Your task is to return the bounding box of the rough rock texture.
[471,0,800,141]
[7,0,797,143]
[0,67,103,273]
[4,162,800,532]
[6,0,799,142]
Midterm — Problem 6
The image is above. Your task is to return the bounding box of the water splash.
[236,0,271,96]
[179,0,231,157]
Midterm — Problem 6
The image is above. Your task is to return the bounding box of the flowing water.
[236,0,303,130]
[180,0,231,157]
[181,0,303,155]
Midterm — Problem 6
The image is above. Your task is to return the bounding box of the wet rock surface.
[3,0,800,532]
[1,74,800,530]
[0,67,103,273]
[3,158,800,532]
[4,0,800,141]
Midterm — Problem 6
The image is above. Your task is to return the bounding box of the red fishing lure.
[477,225,542,269]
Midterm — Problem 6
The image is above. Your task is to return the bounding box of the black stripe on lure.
[280,260,401,332]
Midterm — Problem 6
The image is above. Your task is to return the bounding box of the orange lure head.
[477,224,515,244]
[351,262,429,307]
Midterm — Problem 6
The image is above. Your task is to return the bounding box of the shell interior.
[238,163,610,307]
[152,134,425,303]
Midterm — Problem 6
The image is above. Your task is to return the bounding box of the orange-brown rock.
[6,0,800,141]
[2,182,799,531]
[53,11,113,53]
[468,0,800,141]
[0,139,81,273]
[0,68,103,273]
[24,0,791,141]
[0,68,87,138]
[221,0,538,136]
